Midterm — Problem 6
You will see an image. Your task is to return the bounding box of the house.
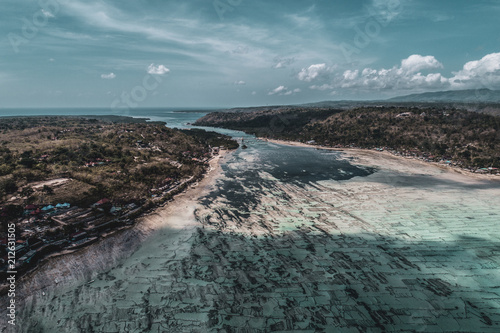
[41,205,55,211]
[110,206,122,215]
[55,203,70,209]
[396,112,413,118]
[92,198,110,207]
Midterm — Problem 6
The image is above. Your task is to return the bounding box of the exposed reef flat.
[12,142,500,332]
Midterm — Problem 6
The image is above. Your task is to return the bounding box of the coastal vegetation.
[195,106,500,169]
[0,116,237,280]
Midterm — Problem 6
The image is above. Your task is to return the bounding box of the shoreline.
[265,138,500,181]
[9,135,500,332]
[0,150,230,309]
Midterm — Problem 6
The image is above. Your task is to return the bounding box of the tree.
[42,185,54,195]
[0,178,17,195]
[21,186,34,198]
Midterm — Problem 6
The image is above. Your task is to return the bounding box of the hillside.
[195,106,500,170]
[387,89,500,103]
[0,116,237,279]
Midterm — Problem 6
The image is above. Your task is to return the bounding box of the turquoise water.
[4,109,500,332]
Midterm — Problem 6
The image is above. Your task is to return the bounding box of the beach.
[266,138,500,181]
[11,141,500,332]
[2,151,229,315]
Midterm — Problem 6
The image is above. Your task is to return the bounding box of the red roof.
[25,204,38,210]
[96,198,110,205]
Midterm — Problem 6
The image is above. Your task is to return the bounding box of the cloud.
[147,64,170,75]
[298,63,332,82]
[273,57,295,69]
[400,55,443,74]
[268,86,301,96]
[307,54,450,92]
[268,85,287,95]
[101,73,116,79]
[449,52,500,89]
[233,80,246,85]
[310,84,335,91]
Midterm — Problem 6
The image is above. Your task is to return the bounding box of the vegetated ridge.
[195,106,500,170]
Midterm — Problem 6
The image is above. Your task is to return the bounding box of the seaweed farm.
[15,139,500,332]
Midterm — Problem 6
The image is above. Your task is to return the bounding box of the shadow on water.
[200,145,375,220]
[17,226,500,332]
[13,135,500,332]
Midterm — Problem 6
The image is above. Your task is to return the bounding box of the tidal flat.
[11,140,500,332]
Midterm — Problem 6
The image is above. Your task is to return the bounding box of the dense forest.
[195,106,500,169]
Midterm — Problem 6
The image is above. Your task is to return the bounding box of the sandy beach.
[266,138,500,181]
[6,151,229,307]
[12,140,500,332]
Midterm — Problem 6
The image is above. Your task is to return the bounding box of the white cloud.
[343,70,359,80]
[268,85,287,95]
[273,57,295,69]
[147,64,170,75]
[310,84,335,91]
[449,52,500,89]
[233,80,246,85]
[101,73,116,79]
[298,63,331,82]
[307,54,450,92]
[251,91,257,95]
[268,86,301,96]
[401,55,443,74]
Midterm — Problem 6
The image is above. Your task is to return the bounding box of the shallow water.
[4,109,500,332]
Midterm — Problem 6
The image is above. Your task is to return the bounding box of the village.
[0,170,202,279]
[0,116,238,284]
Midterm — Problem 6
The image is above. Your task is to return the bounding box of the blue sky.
[1,0,500,108]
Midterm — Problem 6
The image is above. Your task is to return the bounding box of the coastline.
[10,135,500,332]
[265,138,500,181]
[1,150,230,310]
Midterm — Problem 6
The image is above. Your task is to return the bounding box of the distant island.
[0,116,237,285]
[195,105,500,172]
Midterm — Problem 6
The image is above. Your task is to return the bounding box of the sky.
[1,0,500,108]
